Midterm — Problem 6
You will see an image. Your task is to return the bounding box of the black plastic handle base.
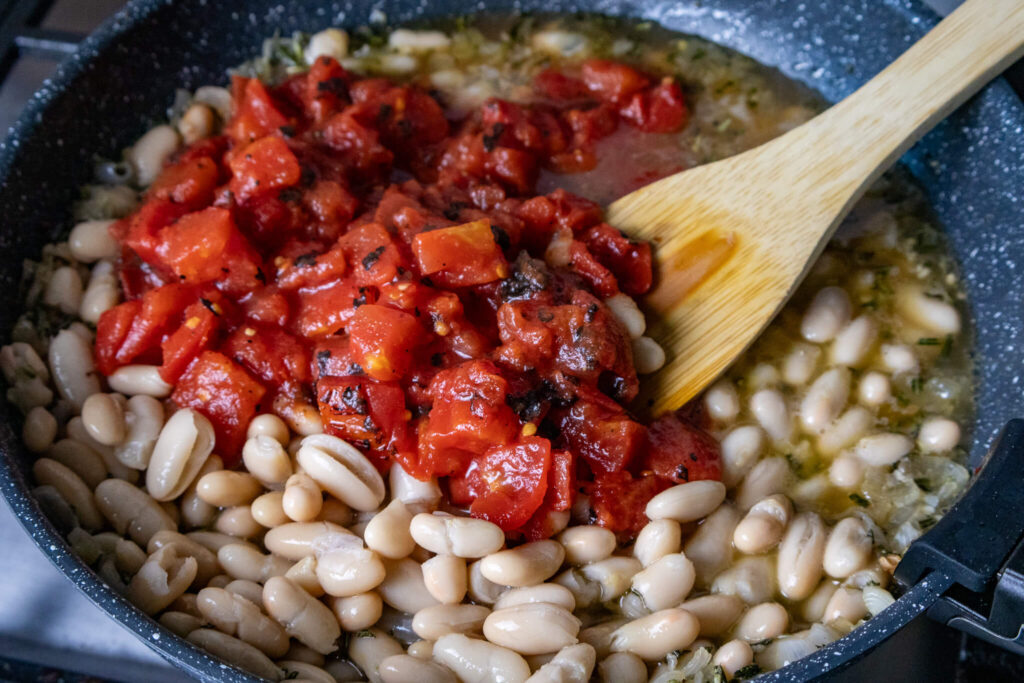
[897,419,1024,654]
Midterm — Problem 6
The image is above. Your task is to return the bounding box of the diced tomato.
[487,146,537,195]
[534,69,590,101]
[620,79,688,133]
[294,279,372,338]
[581,59,650,104]
[149,156,219,208]
[339,223,405,287]
[346,304,424,381]
[94,299,141,376]
[587,471,670,537]
[305,56,351,124]
[412,220,508,287]
[241,286,291,327]
[322,110,394,178]
[122,199,190,265]
[643,413,722,484]
[172,351,267,463]
[111,282,195,369]
[317,376,415,474]
[304,180,358,241]
[228,136,301,201]
[275,242,348,291]
[418,360,519,476]
[222,325,311,388]
[557,398,647,476]
[569,240,618,297]
[159,300,220,382]
[226,76,290,144]
[518,449,575,540]
[581,223,653,296]
[467,437,551,531]
[154,207,263,294]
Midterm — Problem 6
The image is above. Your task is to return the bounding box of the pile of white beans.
[4,22,975,683]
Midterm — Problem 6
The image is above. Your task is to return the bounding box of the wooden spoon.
[610,0,1024,416]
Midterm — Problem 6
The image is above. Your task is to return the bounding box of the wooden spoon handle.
[784,0,1024,202]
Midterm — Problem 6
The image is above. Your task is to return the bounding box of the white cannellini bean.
[242,435,293,484]
[296,434,385,511]
[215,506,263,539]
[680,594,745,637]
[704,379,740,422]
[829,453,865,488]
[411,512,505,558]
[216,544,292,583]
[380,654,458,683]
[597,652,646,683]
[918,417,961,453]
[880,343,918,375]
[47,439,105,489]
[432,633,531,683]
[315,534,386,597]
[747,363,780,390]
[81,393,125,446]
[480,540,565,587]
[777,512,827,600]
[733,494,793,554]
[823,586,868,623]
[734,602,789,642]
[365,499,415,559]
[853,432,913,467]
[633,519,681,567]
[126,545,197,615]
[262,576,340,654]
[800,579,839,623]
[177,102,215,144]
[684,505,741,586]
[750,389,792,442]
[23,406,57,453]
[578,619,628,660]
[604,293,645,339]
[251,491,289,528]
[48,329,100,411]
[277,661,334,683]
[525,643,595,683]
[306,28,350,63]
[735,457,791,511]
[388,29,452,53]
[330,591,383,631]
[720,426,766,488]
[710,555,776,606]
[196,470,264,507]
[896,286,961,335]
[645,480,726,523]
[107,364,173,397]
[44,267,83,315]
[127,125,180,186]
[610,609,699,661]
[799,367,851,434]
[94,478,175,545]
[629,553,695,611]
[781,344,821,387]
[390,463,442,513]
[423,555,468,604]
[801,287,851,342]
[558,526,616,565]
[246,413,290,445]
[818,406,873,455]
[631,337,665,374]
[712,639,754,678]
[196,587,289,657]
[192,85,232,121]
[862,584,896,616]
[830,316,878,367]
[494,584,576,612]
[378,557,440,614]
[68,219,118,262]
[282,472,323,522]
[483,603,581,655]
[857,371,891,406]
[823,517,873,579]
[32,458,103,529]
[553,569,602,610]
[146,409,214,501]
[349,628,404,683]
[468,559,508,605]
[114,395,164,470]
[187,630,280,680]
[285,556,324,597]
[413,603,491,640]
[580,557,642,603]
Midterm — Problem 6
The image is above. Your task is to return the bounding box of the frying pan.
[1,0,1022,680]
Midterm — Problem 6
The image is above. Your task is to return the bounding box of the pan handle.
[896,419,1024,654]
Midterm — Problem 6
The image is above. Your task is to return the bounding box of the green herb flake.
[910,377,924,393]
[356,629,375,638]
[914,477,933,492]
[735,664,763,679]
[283,672,300,680]
[941,335,954,357]
[849,492,870,508]
[917,337,941,346]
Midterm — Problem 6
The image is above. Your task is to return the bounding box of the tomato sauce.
[98,55,721,540]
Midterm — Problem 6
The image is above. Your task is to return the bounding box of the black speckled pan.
[0,1,1022,681]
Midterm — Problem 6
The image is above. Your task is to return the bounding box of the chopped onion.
[863,585,896,617]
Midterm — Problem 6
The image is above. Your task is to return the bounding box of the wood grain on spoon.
[610,0,1024,416]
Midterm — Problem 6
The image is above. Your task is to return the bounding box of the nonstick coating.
[0,0,1022,680]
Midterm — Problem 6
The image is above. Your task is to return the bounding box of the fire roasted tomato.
[346,304,425,381]
[228,136,301,201]
[95,283,195,373]
[227,76,290,144]
[464,437,552,531]
[154,207,263,294]
[588,471,670,537]
[643,413,722,484]
[317,375,415,472]
[412,219,508,287]
[172,351,267,464]
[159,299,221,383]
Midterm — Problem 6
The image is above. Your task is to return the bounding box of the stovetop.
[0,1,1021,681]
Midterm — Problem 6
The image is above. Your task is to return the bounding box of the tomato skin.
[159,300,220,383]
[172,351,267,464]
[581,59,650,105]
[412,219,508,287]
[95,299,142,376]
[581,223,653,296]
[294,279,373,339]
[226,77,289,144]
[347,304,424,381]
[228,136,301,201]
[149,156,219,208]
[643,413,722,484]
[620,79,688,134]
[466,437,551,531]
[569,240,619,297]
[557,398,647,477]
[587,471,670,537]
[222,325,311,388]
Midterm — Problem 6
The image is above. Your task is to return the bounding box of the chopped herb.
[734,664,763,679]
[914,477,933,492]
[692,47,706,60]
[750,639,773,647]
[861,299,878,310]
[910,377,924,393]
[849,492,870,507]
[917,337,941,346]
[283,671,300,680]
[941,335,954,357]
[919,516,937,529]
[362,245,386,270]
[356,629,375,638]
